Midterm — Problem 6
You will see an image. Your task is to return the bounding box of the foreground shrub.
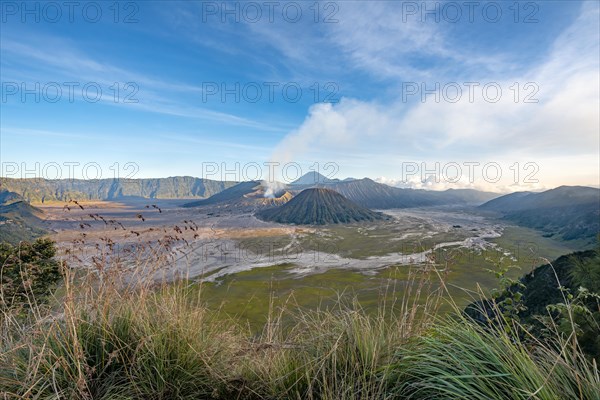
[0,238,62,314]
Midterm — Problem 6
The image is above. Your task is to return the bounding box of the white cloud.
[268,2,600,189]
[375,175,548,193]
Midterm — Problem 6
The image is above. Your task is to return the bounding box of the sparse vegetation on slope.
[0,190,48,244]
[257,188,386,225]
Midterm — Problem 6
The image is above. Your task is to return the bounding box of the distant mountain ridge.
[1,175,501,208]
[0,177,238,203]
[182,176,501,210]
[480,186,600,243]
[477,191,533,212]
[291,172,340,186]
[313,178,500,208]
[184,181,261,207]
[257,188,386,225]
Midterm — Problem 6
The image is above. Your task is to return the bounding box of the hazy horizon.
[1,172,599,195]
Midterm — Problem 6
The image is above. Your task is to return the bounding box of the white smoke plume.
[262,180,287,198]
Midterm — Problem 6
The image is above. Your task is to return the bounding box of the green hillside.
[467,244,600,358]
[480,186,600,244]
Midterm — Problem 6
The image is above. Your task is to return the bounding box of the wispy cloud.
[0,127,91,140]
[1,34,287,132]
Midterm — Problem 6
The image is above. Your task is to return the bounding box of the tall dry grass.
[0,245,443,399]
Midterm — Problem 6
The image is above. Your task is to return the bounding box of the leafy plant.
[569,239,600,292]
[0,238,62,314]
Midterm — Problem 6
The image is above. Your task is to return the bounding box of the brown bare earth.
[39,198,313,279]
[42,199,303,239]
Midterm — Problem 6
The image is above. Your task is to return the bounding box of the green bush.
[0,238,62,314]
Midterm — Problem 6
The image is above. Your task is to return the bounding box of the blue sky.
[1,1,598,191]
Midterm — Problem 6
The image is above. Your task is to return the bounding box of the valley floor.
[37,198,581,325]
